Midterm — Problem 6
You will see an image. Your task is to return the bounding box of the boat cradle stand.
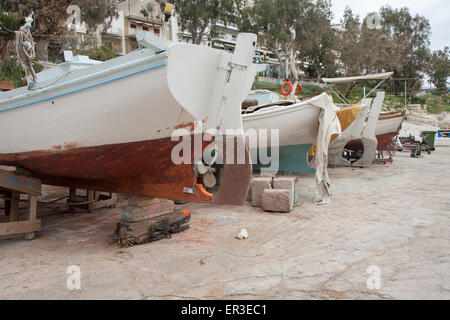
[67,188,118,213]
[0,168,41,240]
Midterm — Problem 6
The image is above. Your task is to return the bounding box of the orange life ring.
[295,83,303,95]
[281,81,293,96]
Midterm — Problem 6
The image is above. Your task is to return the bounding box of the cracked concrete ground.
[0,143,449,300]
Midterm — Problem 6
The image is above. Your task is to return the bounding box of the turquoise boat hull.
[251,144,315,174]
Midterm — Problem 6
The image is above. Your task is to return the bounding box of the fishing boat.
[321,72,398,165]
[323,102,370,167]
[0,26,261,205]
[242,92,341,204]
[345,110,405,155]
[247,89,281,106]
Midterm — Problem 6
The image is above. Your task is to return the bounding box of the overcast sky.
[330,0,449,51]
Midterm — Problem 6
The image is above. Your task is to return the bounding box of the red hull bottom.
[0,136,252,205]
[345,132,399,152]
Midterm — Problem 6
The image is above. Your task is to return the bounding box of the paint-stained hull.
[346,132,399,152]
[0,135,252,204]
[346,111,404,152]
[0,35,261,205]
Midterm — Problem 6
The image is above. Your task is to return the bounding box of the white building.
[102,0,170,55]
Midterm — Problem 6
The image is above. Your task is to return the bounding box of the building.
[99,0,281,78]
[102,0,168,55]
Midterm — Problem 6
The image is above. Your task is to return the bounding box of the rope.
[29,70,75,91]
[15,25,37,84]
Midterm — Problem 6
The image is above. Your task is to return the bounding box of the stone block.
[251,177,272,207]
[273,176,299,204]
[261,189,293,213]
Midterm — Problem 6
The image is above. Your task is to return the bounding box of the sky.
[330,0,450,51]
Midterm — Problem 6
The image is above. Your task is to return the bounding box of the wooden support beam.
[67,188,117,212]
[9,191,20,222]
[87,190,95,213]
[0,169,41,196]
[28,195,37,220]
[25,195,38,240]
[0,220,41,236]
[0,168,42,240]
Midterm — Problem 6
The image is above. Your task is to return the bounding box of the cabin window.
[154,28,160,35]
[143,26,149,31]
[130,24,136,29]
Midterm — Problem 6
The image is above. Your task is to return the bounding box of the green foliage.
[0,58,43,88]
[0,11,20,41]
[251,0,305,79]
[428,47,449,96]
[380,6,431,91]
[252,79,326,96]
[337,5,432,94]
[0,11,21,60]
[174,0,244,44]
[88,45,118,61]
[297,0,338,79]
[417,94,450,114]
[77,44,118,62]
[76,0,119,32]
[250,0,337,79]
[0,58,23,88]
[1,0,72,38]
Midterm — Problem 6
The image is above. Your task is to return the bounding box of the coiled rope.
[15,25,37,84]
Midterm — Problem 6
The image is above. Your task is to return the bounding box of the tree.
[0,0,71,38]
[297,0,337,79]
[338,7,363,76]
[1,0,118,34]
[77,0,119,33]
[380,6,431,92]
[429,47,449,95]
[0,12,21,61]
[251,0,337,80]
[252,0,307,80]
[174,0,243,45]
[335,5,431,95]
[0,0,118,61]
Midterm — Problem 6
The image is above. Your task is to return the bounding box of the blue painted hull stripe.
[0,61,168,113]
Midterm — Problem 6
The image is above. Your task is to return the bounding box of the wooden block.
[0,80,14,91]
[273,176,298,205]
[128,197,167,207]
[9,191,20,222]
[114,210,190,245]
[89,195,118,210]
[27,195,37,220]
[121,201,175,222]
[0,220,41,236]
[0,169,41,196]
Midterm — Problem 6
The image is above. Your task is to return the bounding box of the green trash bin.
[422,131,437,151]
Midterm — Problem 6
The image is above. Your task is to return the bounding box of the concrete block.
[273,176,299,204]
[251,177,272,207]
[261,189,293,213]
